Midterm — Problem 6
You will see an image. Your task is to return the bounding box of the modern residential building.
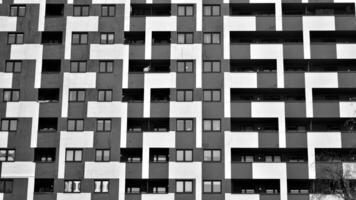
[0,0,356,200]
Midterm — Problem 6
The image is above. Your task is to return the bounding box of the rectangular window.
[203,5,220,16]
[69,90,85,102]
[94,180,109,193]
[98,90,112,102]
[101,5,115,17]
[65,149,82,162]
[99,61,114,73]
[1,119,17,132]
[67,119,84,131]
[176,180,193,193]
[177,61,194,72]
[72,33,88,44]
[10,5,26,17]
[3,89,19,102]
[204,149,221,162]
[203,119,221,132]
[41,31,63,44]
[203,61,221,73]
[178,5,194,16]
[176,119,193,132]
[42,60,60,73]
[34,148,56,162]
[5,60,22,73]
[45,4,64,17]
[176,149,193,162]
[97,119,111,132]
[0,180,13,193]
[203,32,221,44]
[176,90,193,102]
[203,180,221,193]
[64,180,81,193]
[100,32,115,44]
[70,61,87,72]
[0,149,15,162]
[203,90,221,102]
[177,32,193,44]
[95,149,110,162]
[73,5,89,16]
[7,33,24,44]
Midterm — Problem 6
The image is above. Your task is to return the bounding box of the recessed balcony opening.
[34,148,56,162]
[285,59,356,72]
[230,31,303,43]
[41,31,63,44]
[150,148,169,163]
[230,3,275,15]
[129,60,170,73]
[45,4,64,16]
[230,59,276,72]
[231,148,307,163]
[231,89,305,101]
[148,179,168,193]
[286,118,356,132]
[231,179,280,194]
[120,148,142,163]
[313,88,356,101]
[124,32,145,44]
[131,4,171,16]
[231,118,278,132]
[311,31,356,43]
[282,3,355,15]
[42,60,61,73]
[122,89,144,102]
[315,148,356,162]
[38,88,60,102]
[34,179,54,193]
[152,32,171,44]
[288,180,310,194]
[127,118,169,132]
[151,89,170,102]
[126,179,169,194]
[38,118,57,132]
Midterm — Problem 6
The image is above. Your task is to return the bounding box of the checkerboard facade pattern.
[1,0,356,200]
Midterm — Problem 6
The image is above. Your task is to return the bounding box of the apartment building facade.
[0,0,356,200]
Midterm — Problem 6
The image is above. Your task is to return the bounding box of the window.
[1,119,17,131]
[152,32,171,44]
[177,61,193,72]
[203,90,221,102]
[176,90,193,102]
[69,90,85,102]
[176,119,193,131]
[73,5,89,16]
[203,119,221,132]
[101,5,115,17]
[99,61,114,73]
[45,4,64,16]
[178,5,194,16]
[150,148,169,162]
[34,148,56,162]
[176,180,193,193]
[7,33,23,44]
[65,149,82,162]
[100,32,115,44]
[204,5,220,16]
[95,149,110,162]
[64,180,81,193]
[67,119,84,131]
[94,180,109,193]
[122,89,144,102]
[10,5,25,17]
[97,119,111,132]
[5,60,22,73]
[203,180,221,193]
[176,149,193,162]
[203,33,221,44]
[42,60,60,73]
[124,32,145,44]
[120,148,142,162]
[70,61,86,72]
[3,89,19,102]
[204,149,221,162]
[0,149,15,162]
[41,31,63,44]
[151,89,170,102]
[98,90,112,101]
[72,33,88,44]
[0,180,13,193]
[38,118,57,132]
[177,32,193,44]
[38,89,59,102]
[34,179,54,193]
[203,61,221,72]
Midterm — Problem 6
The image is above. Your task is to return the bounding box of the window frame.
[5,60,22,73]
[203,119,221,132]
[176,119,194,132]
[67,119,84,131]
[64,180,81,193]
[65,149,83,162]
[97,90,113,102]
[101,5,116,17]
[9,5,26,17]
[203,32,221,44]
[176,89,193,102]
[176,180,193,193]
[177,60,194,73]
[69,89,86,102]
[0,119,18,132]
[203,89,221,102]
[203,180,221,193]
[203,5,221,16]
[177,5,194,16]
[100,32,115,44]
[7,32,24,44]
[95,149,110,162]
[203,149,221,162]
[0,180,13,193]
[70,61,87,72]
[99,61,114,73]
[203,60,221,73]
[3,89,20,102]
[96,119,112,132]
[0,149,15,162]
[176,149,193,162]
[94,180,109,193]
[73,5,89,16]
[177,32,194,44]
[72,32,88,44]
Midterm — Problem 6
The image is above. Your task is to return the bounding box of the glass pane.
[108,34,114,43]
[185,120,193,131]
[185,181,193,192]
[213,150,220,161]
[203,62,212,72]
[79,62,86,72]
[185,150,193,161]
[96,150,102,161]
[102,181,109,192]
[64,181,72,192]
[203,151,211,161]
[203,91,211,101]
[5,62,13,72]
[203,120,211,131]
[69,91,76,101]
[80,34,88,44]
[97,120,103,131]
[78,91,85,101]
[1,120,9,131]
[204,6,211,16]
[212,181,221,192]
[186,33,193,43]
[10,7,17,16]
[177,6,185,16]
[212,6,220,16]
[176,120,184,131]
[13,91,20,101]
[0,150,6,161]
[74,150,82,161]
[176,181,183,192]
[102,6,108,16]
[212,91,220,101]
[94,181,101,192]
[212,33,220,44]
[7,150,15,161]
[3,91,10,101]
[212,120,220,131]
[72,34,79,44]
[177,91,184,101]
[212,62,220,72]
[203,181,211,193]
[8,34,15,44]
[68,120,75,131]
[109,6,115,16]
[73,7,81,16]
[98,91,104,101]
[176,150,184,161]
[9,120,17,131]
[186,6,193,16]
[76,120,83,131]
[185,91,193,101]
[204,34,211,44]
[185,62,193,72]
[99,62,106,72]
[177,34,185,44]
[82,7,89,16]
[101,34,107,43]
[17,34,23,43]
[103,150,110,161]
[104,120,111,131]
[14,62,21,72]
[107,62,113,72]
[73,181,81,192]
[66,150,74,161]
[177,62,185,72]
